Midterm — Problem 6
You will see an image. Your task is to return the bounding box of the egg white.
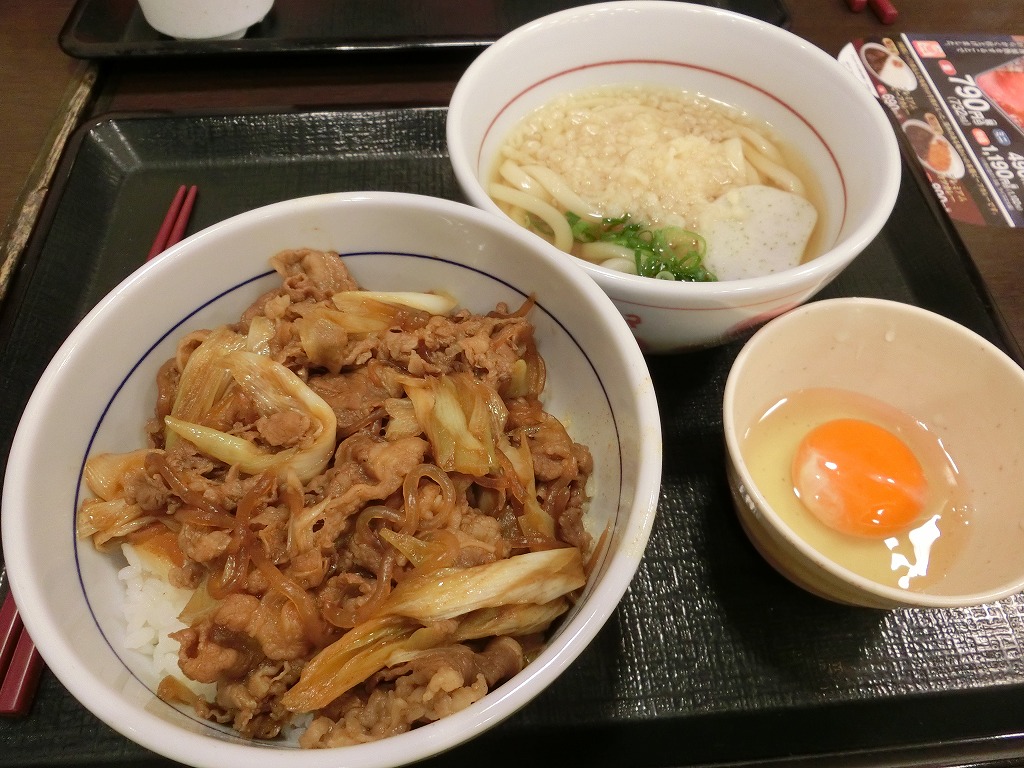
[741,387,972,592]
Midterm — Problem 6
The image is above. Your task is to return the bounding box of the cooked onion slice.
[282,548,584,712]
[282,617,451,712]
[499,437,556,541]
[165,351,337,482]
[165,327,247,448]
[337,290,457,316]
[82,449,150,501]
[77,497,154,549]
[381,547,585,623]
[451,598,571,642]
[401,373,506,476]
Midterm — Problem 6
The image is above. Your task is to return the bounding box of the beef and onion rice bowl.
[2,191,661,768]
[76,248,596,747]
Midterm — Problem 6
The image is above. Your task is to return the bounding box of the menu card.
[839,33,1024,228]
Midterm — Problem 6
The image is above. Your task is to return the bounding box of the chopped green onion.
[566,212,717,282]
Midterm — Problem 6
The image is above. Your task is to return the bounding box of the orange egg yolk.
[791,418,927,538]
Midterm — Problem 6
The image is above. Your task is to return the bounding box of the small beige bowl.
[723,297,1024,609]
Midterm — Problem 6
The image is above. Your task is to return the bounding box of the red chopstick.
[0,183,200,717]
[0,592,22,676]
[147,184,198,260]
[846,0,897,23]
[0,631,42,715]
[0,584,41,715]
[867,0,898,24]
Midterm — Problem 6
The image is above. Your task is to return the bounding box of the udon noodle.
[490,84,820,282]
[76,249,594,747]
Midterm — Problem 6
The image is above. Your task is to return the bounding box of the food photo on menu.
[840,32,1024,228]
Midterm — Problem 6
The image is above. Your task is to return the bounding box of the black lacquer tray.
[59,0,791,60]
[2,107,1024,768]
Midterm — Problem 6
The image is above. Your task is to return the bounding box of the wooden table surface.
[2,0,1023,347]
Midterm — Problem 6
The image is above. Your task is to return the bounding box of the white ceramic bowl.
[447,0,902,353]
[138,0,274,40]
[723,297,1024,609]
[2,192,662,767]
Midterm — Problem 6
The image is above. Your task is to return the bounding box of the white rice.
[118,543,309,741]
[118,542,217,699]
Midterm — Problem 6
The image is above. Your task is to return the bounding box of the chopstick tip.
[867,0,898,23]
[148,184,198,261]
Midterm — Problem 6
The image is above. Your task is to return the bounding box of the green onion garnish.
[566,212,716,282]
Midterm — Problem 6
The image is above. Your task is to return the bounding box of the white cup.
[138,0,274,40]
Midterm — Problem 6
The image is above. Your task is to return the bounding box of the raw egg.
[741,387,972,591]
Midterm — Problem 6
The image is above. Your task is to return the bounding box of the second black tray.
[59,0,791,59]
[2,107,1024,768]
